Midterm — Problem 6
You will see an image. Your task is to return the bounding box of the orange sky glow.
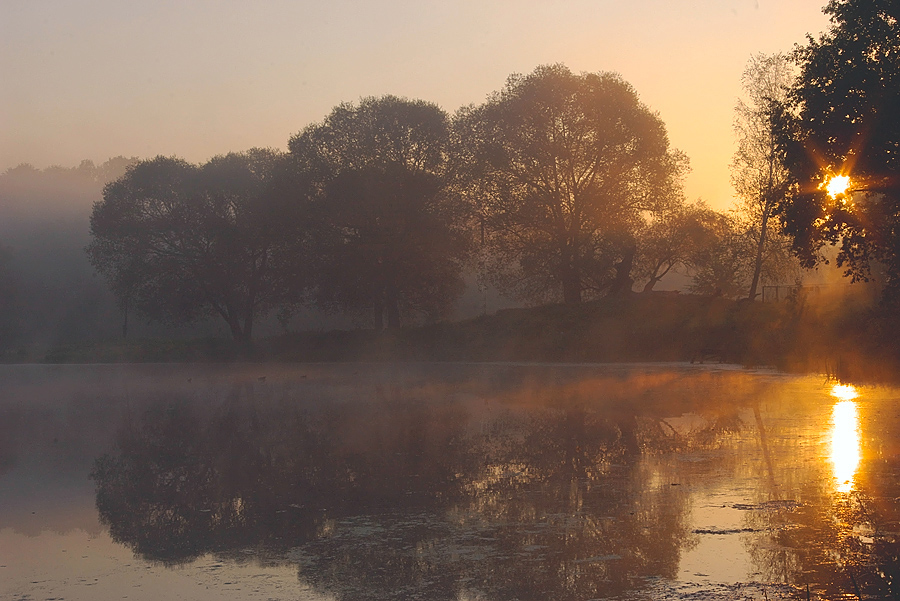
[0,0,831,210]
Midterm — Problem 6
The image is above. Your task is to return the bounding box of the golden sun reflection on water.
[831,383,859,401]
[830,384,861,493]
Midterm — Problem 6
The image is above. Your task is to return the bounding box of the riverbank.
[9,290,900,382]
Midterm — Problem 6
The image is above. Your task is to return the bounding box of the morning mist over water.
[2,363,899,600]
[5,1,900,599]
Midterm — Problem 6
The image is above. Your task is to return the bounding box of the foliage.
[776,0,900,296]
[457,64,687,304]
[634,201,717,292]
[685,202,797,300]
[87,150,297,344]
[287,96,472,329]
[687,212,752,298]
[732,53,798,299]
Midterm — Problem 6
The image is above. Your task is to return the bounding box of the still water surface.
[2,363,900,600]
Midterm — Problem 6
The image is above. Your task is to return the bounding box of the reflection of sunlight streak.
[830,400,860,493]
[831,384,859,401]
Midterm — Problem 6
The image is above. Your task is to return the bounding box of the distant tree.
[0,157,139,345]
[688,212,752,298]
[776,0,900,296]
[456,64,687,304]
[634,201,718,293]
[0,245,21,349]
[288,96,471,329]
[87,150,297,344]
[732,53,797,300]
[86,157,137,185]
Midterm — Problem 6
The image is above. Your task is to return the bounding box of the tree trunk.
[560,241,582,304]
[747,209,770,300]
[374,298,385,331]
[643,260,676,293]
[207,297,252,350]
[121,296,129,339]
[610,246,635,296]
[243,313,254,345]
[562,272,582,304]
[386,301,401,329]
[225,313,249,346]
[211,299,252,348]
[385,286,401,330]
[748,132,777,301]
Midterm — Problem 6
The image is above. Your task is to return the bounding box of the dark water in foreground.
[2,363,900,600]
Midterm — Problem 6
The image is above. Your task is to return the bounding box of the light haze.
[1,0,830,208]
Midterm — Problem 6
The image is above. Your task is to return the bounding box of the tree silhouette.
[457,64,687,304]
[0,158,137,345]
[634,201,717,293]
[687,211,752,298]
[732,53,798,300]
[776,0,900,296]
[0,244,21,349]
[87,150,298,344]
[287,96,471,329]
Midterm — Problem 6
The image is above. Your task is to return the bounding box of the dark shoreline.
[7,292,899,384]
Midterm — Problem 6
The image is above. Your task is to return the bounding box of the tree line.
[0,159,136,350]
[84,64,805,345]
[13,0,894,352]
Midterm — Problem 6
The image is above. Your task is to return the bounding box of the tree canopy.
[287,96,471,329]
[634,201,718,293]
[87,150,296,344]
[457,64,686,304]
[75,66,758,344]
[776,0,900,294]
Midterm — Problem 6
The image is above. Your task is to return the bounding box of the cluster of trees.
[0,159,137,349]
[677,0,900,309]
[5,1,897,350]
[87,98,472,343]
[87,151,291,343]
[775,0,900,300]
[86,64,798,344]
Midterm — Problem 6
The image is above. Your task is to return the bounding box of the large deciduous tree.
[287,96,471,329]
[732,53,796,300]
[457,64,686,304]
[776,0,900,295]
[87,150,297,344]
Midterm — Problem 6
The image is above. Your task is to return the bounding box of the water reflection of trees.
[92,373,753,599]
[93,390,473,565]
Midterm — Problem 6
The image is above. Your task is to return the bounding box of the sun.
[825,175,851,199]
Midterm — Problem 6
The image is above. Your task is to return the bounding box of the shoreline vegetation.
[12,289,899,385]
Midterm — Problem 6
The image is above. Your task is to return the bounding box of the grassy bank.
[9,290,900,383]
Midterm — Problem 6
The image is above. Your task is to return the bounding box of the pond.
[2,362,899,600]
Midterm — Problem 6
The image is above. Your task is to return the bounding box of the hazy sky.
[1,0,831,209]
